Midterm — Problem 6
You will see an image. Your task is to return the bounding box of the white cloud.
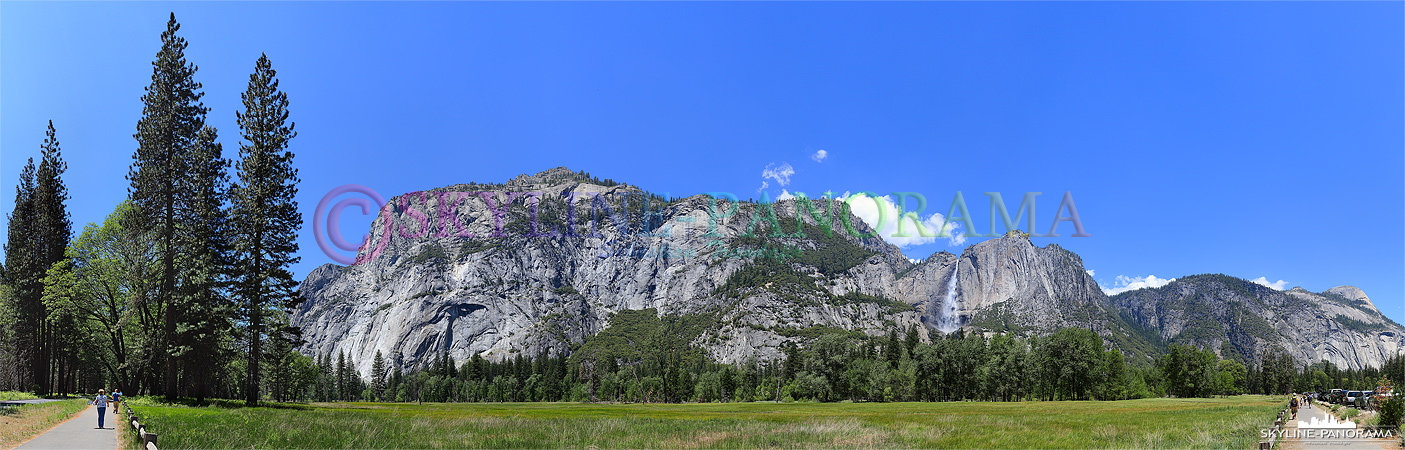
[844,193,965,248]
[1101,274,1176,296]
[908,258,923,264]
[757,181,769,193]
[777,189,795,201]
[761,162,795,187]
[1086,269,1095,277]
[1250,277,1289,290]
[811,150,828,162]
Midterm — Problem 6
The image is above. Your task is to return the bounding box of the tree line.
[289,313,1405,404]
[0,13,303,406]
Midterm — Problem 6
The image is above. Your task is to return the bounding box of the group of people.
[1288,392,1312,419]
[86,389,122,429]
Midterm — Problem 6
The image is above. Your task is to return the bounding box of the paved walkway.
[1277,402,1399,450]
[14,403,119,450]
[0,399,63,406]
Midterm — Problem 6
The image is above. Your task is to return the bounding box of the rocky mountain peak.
[1324,286,1374,309]
[1112,275,1404,370]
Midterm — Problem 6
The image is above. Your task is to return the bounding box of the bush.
[1379,397,1403,429]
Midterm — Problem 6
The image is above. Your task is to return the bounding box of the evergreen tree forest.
[0,14,308,404]
[307,311,1404,405]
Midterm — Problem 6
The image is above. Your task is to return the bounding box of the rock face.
[293,167,1402,376]
[1109,275,1405,370]
[294,167,920,376]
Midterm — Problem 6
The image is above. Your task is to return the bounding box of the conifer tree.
[129,13,209,399]
[371,350,387,400]
[884,330,901,369]
[178,125,231,402]
[5,159,39,392]
[34,121,71,286]
[6,121,74,395]
[230,53,301,406]
[336,351,348,401]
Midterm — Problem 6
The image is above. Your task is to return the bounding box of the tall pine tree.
[231,53,301,406]
[4,159,39,393]
[33,122,72,395]
[177,125,231,402]
[129,13,209,400]
[0,122,78,395]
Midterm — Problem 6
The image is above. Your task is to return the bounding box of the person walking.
[1289,394,1299,420]
[89,389,109,429]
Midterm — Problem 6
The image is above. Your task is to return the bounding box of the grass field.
[0,399,88,449]
[124,396,1285,449]
[0,391,40,401]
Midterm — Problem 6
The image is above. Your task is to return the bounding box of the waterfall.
[938,263,960,333]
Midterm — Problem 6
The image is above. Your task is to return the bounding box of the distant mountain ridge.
[292,167,1405,375]
[1110,275,1403,370]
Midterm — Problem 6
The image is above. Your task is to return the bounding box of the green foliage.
[1160,344,1220,398]
[714,254,825,301]
[569,308,718,402]
[1100,310,1169,365]
[230,52,302,406]
[1333,314,1385,333]
[4,121,75,395]
[408,243,448,265]
[1319,290,1379,315]
[714,220,893,316]
[1032,328,1104,401]
[1233,309,1277,343]
[0,391,39,401]
[406,290,441,301]
[129,13,215,401]
[1379,397,1403,429]
[832,292,914,313]
[789,222,875,276]
[457,239,498,257]
[965,301,1035,335]
[1216,359,1248,396]
[552,286,579,296]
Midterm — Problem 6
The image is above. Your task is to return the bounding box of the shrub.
[1379,397,1403,429]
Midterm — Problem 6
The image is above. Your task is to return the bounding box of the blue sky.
[3,2,1401,324]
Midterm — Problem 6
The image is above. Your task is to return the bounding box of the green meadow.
[124,395,1285,449]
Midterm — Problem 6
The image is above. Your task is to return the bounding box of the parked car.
[1358,391,1375,409]
[1330,389,1343,403]
[1345,390,1363,405]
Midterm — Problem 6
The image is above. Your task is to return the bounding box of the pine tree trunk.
[246,234,262,406]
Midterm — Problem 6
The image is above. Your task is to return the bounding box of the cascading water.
[937,263,960,333]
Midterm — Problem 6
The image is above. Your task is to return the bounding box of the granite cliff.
[1109,276,1403,370]
[293,167,1403,376]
